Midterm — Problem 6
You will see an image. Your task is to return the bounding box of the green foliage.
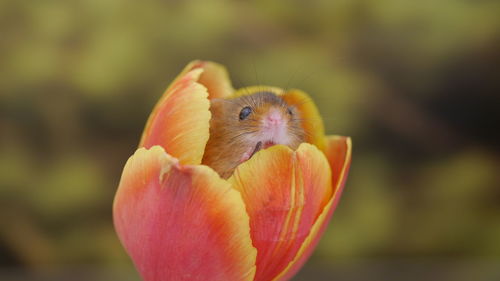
[0,0,498,277]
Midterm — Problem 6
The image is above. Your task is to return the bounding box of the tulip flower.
[113,61,351,281]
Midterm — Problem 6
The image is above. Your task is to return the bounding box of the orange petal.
[273,136,352,281]
[281,89,326,152]
[139,67,210,165]
[113,146,257,281]
[228,143,332,281]
[173,60,234,100]
[194,61,234,99]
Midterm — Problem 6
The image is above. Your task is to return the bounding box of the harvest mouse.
[202,91,306,179]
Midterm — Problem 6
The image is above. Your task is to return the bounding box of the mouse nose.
[266,111,282,126]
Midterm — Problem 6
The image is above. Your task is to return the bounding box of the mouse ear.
[207,98,227,115]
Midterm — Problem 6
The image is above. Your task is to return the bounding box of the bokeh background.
[1,0,499,280]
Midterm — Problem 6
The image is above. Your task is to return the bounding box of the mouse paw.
[240,151,252,163]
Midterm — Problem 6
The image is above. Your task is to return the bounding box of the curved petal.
[281,89,326,152]
[173,60,234,100]
[195,61,234,99]
[113,146,257,281]
[228,143,332,281]
[139,67,210,165]
[273,136,352,281]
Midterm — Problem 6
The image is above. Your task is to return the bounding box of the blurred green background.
[1,0,499,280]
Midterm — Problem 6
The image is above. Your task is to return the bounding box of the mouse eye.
[287,107,293,115]
[239,106,252,120]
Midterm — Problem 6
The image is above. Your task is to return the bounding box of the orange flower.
[113,61,351,281]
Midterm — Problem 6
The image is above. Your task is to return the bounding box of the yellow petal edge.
[273,136,352,281]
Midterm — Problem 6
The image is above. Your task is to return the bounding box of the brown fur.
[202,91,305,179]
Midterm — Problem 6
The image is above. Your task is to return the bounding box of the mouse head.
[228,91,305,150]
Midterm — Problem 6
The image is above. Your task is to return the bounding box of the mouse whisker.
[229,130,259,142]
[287,97,313,108]
[290,126,312,139]
[243,118,259,122]
[292,117,323,126]
[213,130,253,140]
